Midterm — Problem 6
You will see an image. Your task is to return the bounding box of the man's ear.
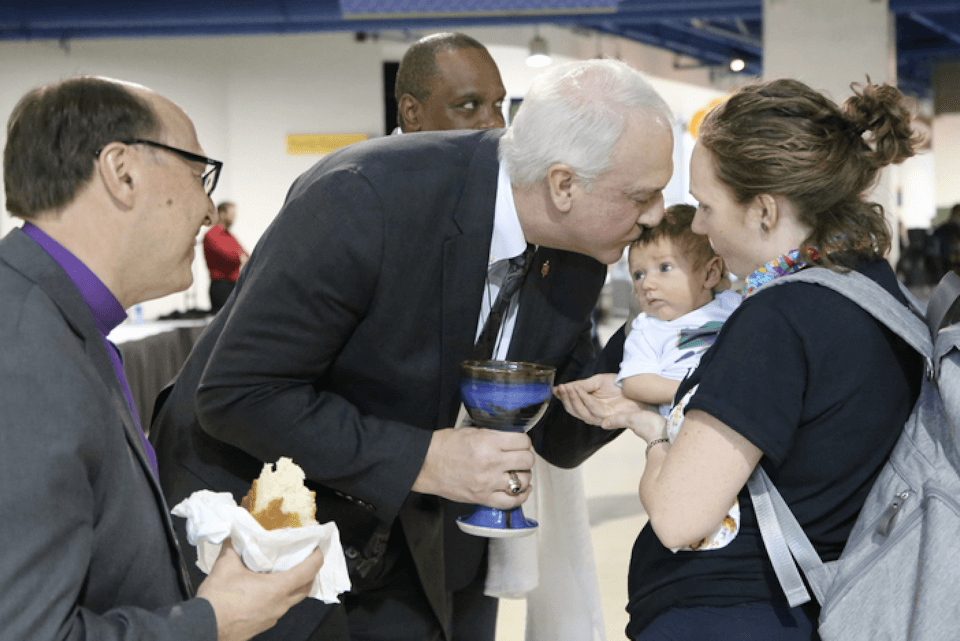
[96,142,137,208]
[546,163,576,213]
[702,255,724,290]
[398,94,423,132]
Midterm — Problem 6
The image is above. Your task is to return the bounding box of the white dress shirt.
[476,160,529,360]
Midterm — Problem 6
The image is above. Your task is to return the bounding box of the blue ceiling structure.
[1,1,959,98]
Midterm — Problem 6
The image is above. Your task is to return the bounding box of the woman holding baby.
[557,78,924,639]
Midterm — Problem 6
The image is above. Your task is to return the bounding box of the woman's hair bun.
[842,79,923,170]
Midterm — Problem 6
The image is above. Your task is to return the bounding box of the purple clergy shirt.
[21,222,159,477]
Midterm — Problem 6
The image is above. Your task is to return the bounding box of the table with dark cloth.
[109,319,212,432]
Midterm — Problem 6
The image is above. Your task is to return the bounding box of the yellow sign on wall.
[286,133,369,155]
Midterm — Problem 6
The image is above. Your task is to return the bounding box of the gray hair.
[499,59,673,187]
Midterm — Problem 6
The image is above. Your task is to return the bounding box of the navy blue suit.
[151,129,619,639]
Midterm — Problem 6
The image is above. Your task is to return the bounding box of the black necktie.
[473,244,536,360]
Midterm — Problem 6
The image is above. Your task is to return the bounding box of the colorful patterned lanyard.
[742,248,819,299]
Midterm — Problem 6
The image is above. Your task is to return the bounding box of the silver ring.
[508,471,522,495]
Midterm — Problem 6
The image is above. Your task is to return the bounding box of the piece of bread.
[241,457,318,530]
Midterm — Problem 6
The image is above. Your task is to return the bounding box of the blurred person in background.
[204,200,248,313]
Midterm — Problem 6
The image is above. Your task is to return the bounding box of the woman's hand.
[554,374,648,427]
[603,407,667,442]
[640,409,763,550]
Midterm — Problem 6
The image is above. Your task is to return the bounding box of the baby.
[558,205,742,552]
[620,203,743,552]
[617,203,740,417]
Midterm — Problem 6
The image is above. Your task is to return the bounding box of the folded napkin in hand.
[172,489,351,603]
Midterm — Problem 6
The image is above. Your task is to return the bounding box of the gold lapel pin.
[541,260,550,278]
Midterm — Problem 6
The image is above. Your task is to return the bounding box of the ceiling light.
[526,33,551,68]
[729,58,746,72]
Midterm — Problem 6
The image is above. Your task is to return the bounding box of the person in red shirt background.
[203,201,248,312]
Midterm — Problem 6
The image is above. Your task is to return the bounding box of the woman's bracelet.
[645,437,670,457]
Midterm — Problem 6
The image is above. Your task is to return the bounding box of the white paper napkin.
[171,490,351,603]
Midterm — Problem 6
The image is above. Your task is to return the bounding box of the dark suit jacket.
[0,229,214,640]
[150,129,620,637]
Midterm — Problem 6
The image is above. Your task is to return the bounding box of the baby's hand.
[554,374,645,427]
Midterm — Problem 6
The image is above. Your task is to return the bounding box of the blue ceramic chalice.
[456,360,556,538]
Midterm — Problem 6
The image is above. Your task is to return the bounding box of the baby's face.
[629,237,715,322]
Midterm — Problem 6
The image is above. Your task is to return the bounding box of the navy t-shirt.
[625,260,922,636]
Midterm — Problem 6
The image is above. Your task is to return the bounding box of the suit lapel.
[438,132,502,424]
[509,247,606,366]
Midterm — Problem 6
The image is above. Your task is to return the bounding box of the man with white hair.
[151,58,674,641]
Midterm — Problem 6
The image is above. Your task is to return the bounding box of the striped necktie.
[472,244,535,360]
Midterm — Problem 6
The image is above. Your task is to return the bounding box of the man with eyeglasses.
[0,76,322,641]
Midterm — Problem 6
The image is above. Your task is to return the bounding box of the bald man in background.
[395,32,506,133]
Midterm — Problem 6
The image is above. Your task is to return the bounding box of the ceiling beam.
[905,11,960,47]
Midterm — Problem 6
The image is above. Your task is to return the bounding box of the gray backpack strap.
[926,271,960,333]
[747,267,935,608]
[765,268,932,358]
[897,281,925,317]
[747,468,822,607]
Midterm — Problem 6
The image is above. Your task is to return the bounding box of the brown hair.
[697,78,922,266]
[633,203,719,272]
[4,76,160,219]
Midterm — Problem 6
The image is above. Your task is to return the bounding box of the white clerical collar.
[490,160,528,265]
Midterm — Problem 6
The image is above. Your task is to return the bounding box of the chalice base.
[456,505,538,538]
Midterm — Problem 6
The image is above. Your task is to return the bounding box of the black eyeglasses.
[95,139,223,196]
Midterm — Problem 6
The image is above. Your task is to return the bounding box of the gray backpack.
[746,267,960,640]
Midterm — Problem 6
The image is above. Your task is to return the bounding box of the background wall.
[934,113,960,216]
[0,32,386,317]
[0,25,728,318]
[2,24,932,317]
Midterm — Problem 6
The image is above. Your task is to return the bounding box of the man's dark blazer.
[150,129,620,638]
[0,229,215,640]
